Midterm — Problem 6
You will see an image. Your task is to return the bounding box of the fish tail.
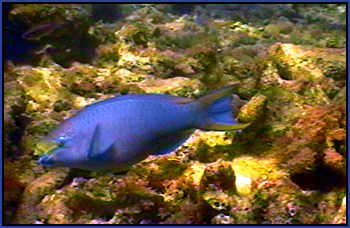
[194,84,249,131]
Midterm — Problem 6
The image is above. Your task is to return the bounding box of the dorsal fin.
[164,96,193,104]
[84,94,193,111]
[111,94,193,104]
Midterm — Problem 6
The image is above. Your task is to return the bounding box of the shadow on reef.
[91,4,124,22]
[290,163,346,193]
[4,4,39,64]
[4,3,116,67]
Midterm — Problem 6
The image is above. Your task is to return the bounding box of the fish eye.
[56,136,67,145]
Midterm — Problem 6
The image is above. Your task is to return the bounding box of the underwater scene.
[3,3,347,224]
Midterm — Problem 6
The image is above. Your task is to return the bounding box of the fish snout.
[38,154,56,167]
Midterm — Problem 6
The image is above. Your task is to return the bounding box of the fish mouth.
[36,139,61,156]
[38,154,55,167]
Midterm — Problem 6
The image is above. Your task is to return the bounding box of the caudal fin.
[195,84,249,131]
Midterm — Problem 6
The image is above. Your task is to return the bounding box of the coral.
[237,94,267,123]
[264,22,293,39]
[115,22,155,47]
[231,157,287,196]
[3,160,25,223]
[38,192,73,224]
[137,77,203,97]
[270,104,345,176]
[200,160,236,193]
[14,168,69,224]
[125,5,172,25]
[323,147,345,175]
[333,196,346,224]
[9,4,91,25]
[211,213,234,224]
[270,43,346,84]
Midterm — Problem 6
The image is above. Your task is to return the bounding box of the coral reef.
[3,3,346,224]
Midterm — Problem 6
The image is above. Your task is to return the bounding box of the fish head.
[37,134,73,167]
[38,118,96,169]
[45,118,76,143]
[37,135,73,168]
[39,125,95,169]
[38,151,58,167]
[38,147,81,168]
[38,145,67,167]
[38,139,86,168]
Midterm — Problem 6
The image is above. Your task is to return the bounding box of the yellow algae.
[183,161,206,188]
[235,173,252,196]
[237,95,267,123]
[231,157,286,195]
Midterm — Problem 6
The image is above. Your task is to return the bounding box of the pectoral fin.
[87,124,103,159]
[92,143,116,161]
[88,125,117,162]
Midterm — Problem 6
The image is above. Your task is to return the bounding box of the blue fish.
[38,85,247,170]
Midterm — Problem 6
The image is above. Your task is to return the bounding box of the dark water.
[4,4,39,63]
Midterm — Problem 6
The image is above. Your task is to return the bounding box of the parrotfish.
[38,85,248,170]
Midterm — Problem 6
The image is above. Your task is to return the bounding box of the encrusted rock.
[237,94,267,123]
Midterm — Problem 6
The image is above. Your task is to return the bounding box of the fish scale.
[39,85,248,170]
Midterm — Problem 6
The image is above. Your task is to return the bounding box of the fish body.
[22,23,63,40]
[39,85,248,170]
